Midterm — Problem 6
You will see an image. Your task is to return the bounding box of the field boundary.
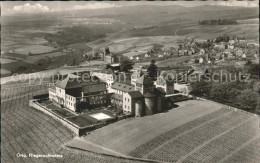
[29,100,125,136]
[194,96,259,117]
[65,145,162,163]
[29,100,94,136]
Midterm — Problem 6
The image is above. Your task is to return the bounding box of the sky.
[1,1,259,15]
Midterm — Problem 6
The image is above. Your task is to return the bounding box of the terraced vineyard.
[128,108,260,163]
[2,82,260,163]
[1,83,142,163]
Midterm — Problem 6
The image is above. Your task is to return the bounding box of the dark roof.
[127,91,144,99]
[144,92,156,98]
[136,75,153,85]
[66,88,82,97]
[111,82,135,92]
[56,75,105,89]
[101,68,113,74]
[72,71,91,77]
[111,93,123,101]
[154,87,166,95]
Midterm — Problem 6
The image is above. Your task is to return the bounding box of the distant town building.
[215,52,222,60]
[235,49,243,58]
[228,45,234,50]
[214,44,225,50]
[199,57,204,63]
[229,40,235,45]
[205,53,209,62]
[242,53,247,59]
[224,49,234,56]
[178,50,185,56]
[103,46,115,64]
[145,53,150,58]
[199,49,205,55]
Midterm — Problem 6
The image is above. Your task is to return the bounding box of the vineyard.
[1,82,260,163]
[79,99,260,163]
[0,83,143,163]
[128,106,260,163]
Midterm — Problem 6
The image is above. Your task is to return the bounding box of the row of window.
[116,90,125,95]
[66,101,74,106]
[67,96,75,102]
[125,98,130,102]
[125,105,130,111]
[89,100,106,105]
[111,99,122,104]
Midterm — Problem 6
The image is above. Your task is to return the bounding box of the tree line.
[199,19,237,25]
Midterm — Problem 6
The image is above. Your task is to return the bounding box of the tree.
[147,60,158,81]
[105,64,112,69]
[119,56,134,73]
[105,46,110,54]
[72,58,76,66]
[235,89,259,111]
[94,52,99,59]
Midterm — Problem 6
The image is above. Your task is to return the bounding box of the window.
[128,99,129,102]
[125,98,126,101]
[125,105,126,108]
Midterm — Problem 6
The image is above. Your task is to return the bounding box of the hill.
[70,100,260,162]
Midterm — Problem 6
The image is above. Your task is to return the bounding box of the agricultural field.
[157,56,194,67]
[0,58,18,64]
[91,36,181,54]
[1,82,144,163]
[74,100,260,162]
[10,45,57,56]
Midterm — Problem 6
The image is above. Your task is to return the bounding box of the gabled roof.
[55,75,105,89]
[111,82,135,92]
[136,75,153,85]
[55,77,71,89]
[101,68,114,74]
[66,88,82,97]
[193,67,209,74]
[127,91,144,99]
[144,92,156,98]
[111,93,123,101]
[154,87,166,95]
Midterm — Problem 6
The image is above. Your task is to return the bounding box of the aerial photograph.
[1,1,259,163]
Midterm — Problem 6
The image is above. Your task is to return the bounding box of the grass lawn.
[46,104,61,110]
[66,116,95,128]
[52,109,76,118]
